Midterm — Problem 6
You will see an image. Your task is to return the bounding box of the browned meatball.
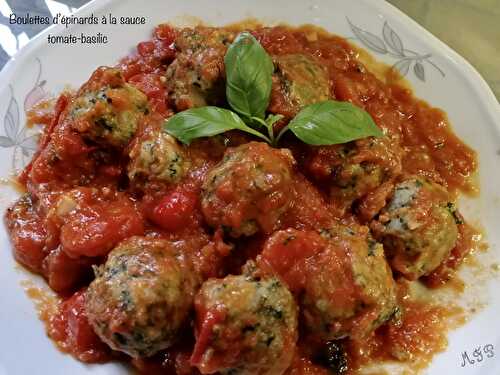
[85,236,199,358]
[371,177,459,280]
[128,126,189,184]
[305,136,402,219]
[201,142,295,237]
[268,53,330,118]
[165,27,234,111]
[191,264,298,375]
[259,224,397,340]
[70,67,149,148]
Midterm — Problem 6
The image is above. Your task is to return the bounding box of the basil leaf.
[164,106,270,145]
[225,32,274,120]
[288,100,383,145]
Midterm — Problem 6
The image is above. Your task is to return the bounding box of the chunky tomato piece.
[15,233,47,274]
[29,115,94,186]
[10,220,47,273]
[152,25,176,60]
[20,94,71,185]
[137,41,156,57]
[43,247,93,295]
[148,187,198,232]
[5,195,48,274]
[119,24,176,81]
[129,73,168,115]
[258,228,325,291]
[60,198,144,257]
[49,290,110,363]
[154,24,176,43]
[190,307,226,367]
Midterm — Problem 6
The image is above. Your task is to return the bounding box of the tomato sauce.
[257,26,475,191]
[47,290,113,363]
[423,223,482,288]
[5,22,481,375]
[346,297,464,373]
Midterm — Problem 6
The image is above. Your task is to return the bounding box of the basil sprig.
[164,31,382,146]
[284,101,382,145]
[225,32,274,120]
[164,106,271,144]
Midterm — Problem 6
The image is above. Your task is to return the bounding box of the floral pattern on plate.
[347,18,445,82]
[1,58,46,173]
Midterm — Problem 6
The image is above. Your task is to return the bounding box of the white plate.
[0,0,499,374]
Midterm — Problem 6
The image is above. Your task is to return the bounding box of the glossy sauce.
[346,299,464,373]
